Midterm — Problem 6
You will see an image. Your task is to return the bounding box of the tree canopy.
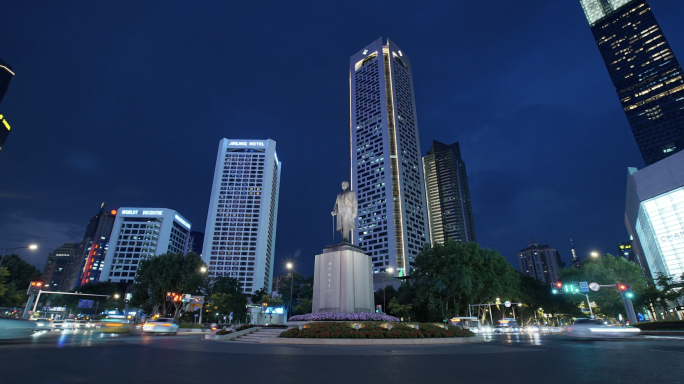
[0,254,42,307]
[130,252,207,318]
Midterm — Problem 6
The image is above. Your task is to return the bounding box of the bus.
[449,317,483,333]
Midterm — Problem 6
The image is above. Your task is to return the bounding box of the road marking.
[650,349,684,354]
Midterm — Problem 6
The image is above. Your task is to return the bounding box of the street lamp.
[1,244,38,266]
[383,267,394,313]
[200,266,207,273]
[591,252,600,258]
[114,294,120,299]
[286,263,294,318]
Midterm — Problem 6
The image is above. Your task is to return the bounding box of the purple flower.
[288,312,400,322]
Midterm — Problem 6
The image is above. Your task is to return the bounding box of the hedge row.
[279,322,475,339]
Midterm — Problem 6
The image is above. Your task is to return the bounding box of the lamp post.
[590,252,600,258]
[199,266,207,325]
[286,263,294,318]
[1,244,38,266]
[383,267,394,313]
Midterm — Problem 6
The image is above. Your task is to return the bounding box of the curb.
[205,327,262,341]
[259,336,485,345]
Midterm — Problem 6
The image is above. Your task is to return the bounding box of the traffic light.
[552,281,564,294]
[618,283,634,298]
[27,281,43,294]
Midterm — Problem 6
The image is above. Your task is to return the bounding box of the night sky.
[2,1,684,279]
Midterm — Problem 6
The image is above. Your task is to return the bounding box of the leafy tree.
[278,273,313,314]
[130,252,207,319]
[0,254,41,307]
[411,240,520,322]
[0,268,9,299]
[559,254,648,319]
[204,276,247,323]
[250,288,268,304]
[295,298,312,314]
[387,297,412,319]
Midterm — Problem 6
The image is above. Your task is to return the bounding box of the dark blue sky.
[2,1,683,278]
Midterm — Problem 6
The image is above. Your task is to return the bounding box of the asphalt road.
[2,331,684,384]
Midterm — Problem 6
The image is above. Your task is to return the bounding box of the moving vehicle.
[30,318,52,331]
[100,315,133,333]
[74,320,88,329]
[143,318,180,335]
[0,318,37,340]
[449,317,482,333]
[567,318,641,338]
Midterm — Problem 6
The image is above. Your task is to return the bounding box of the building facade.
[68,204,117,288]
[100,208,192,285]
[42,243,78,292]
[201,139,281,294]
[422,141,476,245]
[189,231,205,255]
[518,238,562,284]
[580,0,684,165]
[625,150,684,279]
[350,38,430,280]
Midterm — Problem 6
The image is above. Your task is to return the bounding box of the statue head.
[341,181,349,191]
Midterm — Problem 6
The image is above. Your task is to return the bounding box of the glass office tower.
[422,141,476,245]
[581,0,684,165]
[350,38,430,278]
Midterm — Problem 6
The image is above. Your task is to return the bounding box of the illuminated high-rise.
[422,141,476,245]
[580,0,684,165]
[0,58,14,153]
[350,38,430,281]
[202,139,281,294]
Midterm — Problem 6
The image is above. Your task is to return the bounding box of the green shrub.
[178,324,202,329]
[278,322,475,339]
[632,321,684,331]
[216,329,233,335]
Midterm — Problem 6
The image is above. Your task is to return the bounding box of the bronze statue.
[331,181,358,243]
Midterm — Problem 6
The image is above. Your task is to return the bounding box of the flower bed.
[288,312,400,322]
[279,322,475,339]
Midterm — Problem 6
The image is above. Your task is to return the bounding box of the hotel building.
[201,139,281,294]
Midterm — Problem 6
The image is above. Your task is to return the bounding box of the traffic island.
[268,321,481,345]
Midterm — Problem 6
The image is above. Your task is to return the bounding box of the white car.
[567,318,641,338]
[51,319,75,330]
[30,318,52,331]
[142,318,180,335]
[74,320,88,329]
[0,318,37,340]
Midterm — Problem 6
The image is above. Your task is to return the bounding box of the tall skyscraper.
[68,203,117,288]
[422,141,476,245]
[518,238,562,285]
[100,208,192,285]
[0,58,14,154]
[202,139,281,294]
[350,38,430,280]
[189,231,205,255]
[580,0,684,165]
[42,243,78,292]
[570,239,581,268]
[0,58,13,106]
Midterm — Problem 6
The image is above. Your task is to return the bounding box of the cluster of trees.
[376,240,573,323]
[0,254,41,308]
[374,240,681,323]
[130,252,248,323]
[250,273,314,315]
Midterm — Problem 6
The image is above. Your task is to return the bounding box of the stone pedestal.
[312,244,374,314]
